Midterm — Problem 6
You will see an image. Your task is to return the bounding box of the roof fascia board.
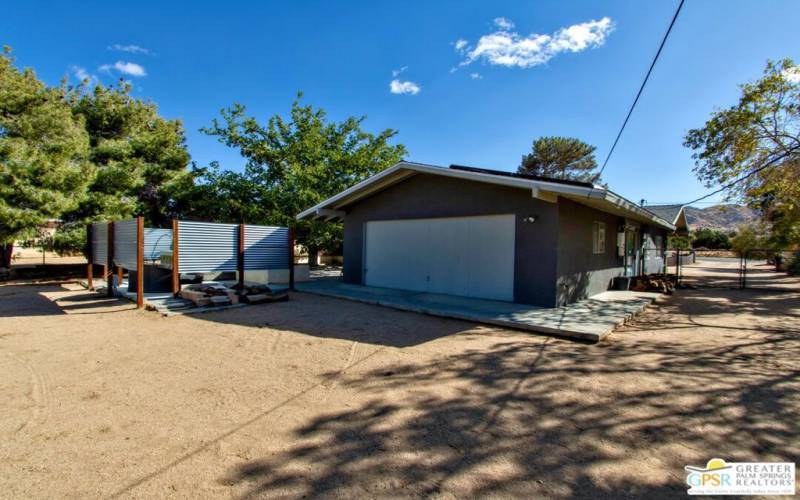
[602,191,676,230]
[297,161,673,229]
[296,163,409,219]
[406,162,598,197]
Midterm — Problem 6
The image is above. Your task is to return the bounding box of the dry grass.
[0,282,798,498]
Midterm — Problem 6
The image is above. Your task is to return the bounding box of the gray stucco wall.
[556,198,625,306]
[342,174,561,307]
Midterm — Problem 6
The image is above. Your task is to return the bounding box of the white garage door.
[364,214,515,301]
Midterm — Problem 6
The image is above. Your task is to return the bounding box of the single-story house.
[297,162,675,308]
[644,204,689,235]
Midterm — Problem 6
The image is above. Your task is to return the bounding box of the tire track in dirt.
[1,353,51,436]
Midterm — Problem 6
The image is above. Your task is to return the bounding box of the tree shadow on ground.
[0,283,134,317]
[219,289,800,498]
[0,284,67,317]
[189,292,515,348]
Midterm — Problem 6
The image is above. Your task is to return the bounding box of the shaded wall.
[342,174,561,307]
[556,198,624,306]
[640,224,668,274]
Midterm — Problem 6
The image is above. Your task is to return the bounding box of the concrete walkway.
[295,279,661,342]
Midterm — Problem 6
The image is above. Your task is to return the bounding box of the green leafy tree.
[668,234,691,250]
[201,93,406,264]
[730,225,765,257]
[691,228,732,250]
[54,81,191,253]
[0,48,92,267]
[518,136,599,182]
[170,162,266,224]
[684,59,800,246]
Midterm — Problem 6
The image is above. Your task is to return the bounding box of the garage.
[364,214,515,301]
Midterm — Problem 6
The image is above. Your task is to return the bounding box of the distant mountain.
[684,204,759,233]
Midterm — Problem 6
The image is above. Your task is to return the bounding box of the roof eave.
[297,161,675,230]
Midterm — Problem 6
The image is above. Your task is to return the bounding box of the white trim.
[296,161,676,230]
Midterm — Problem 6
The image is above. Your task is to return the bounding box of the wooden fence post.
[171,219,180,296]
[288,227,295,290]
[238,223,245,290]
[86,223,94,290]
[107,222,115,298]
[136,216,144,308]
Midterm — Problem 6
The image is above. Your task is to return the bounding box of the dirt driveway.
[0,283,798,498]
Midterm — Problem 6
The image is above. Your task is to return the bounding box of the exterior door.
[364,215,515,301]
[624,227,640,276]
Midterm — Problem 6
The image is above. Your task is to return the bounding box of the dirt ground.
[0,282,798,499]
[680,258,800,291]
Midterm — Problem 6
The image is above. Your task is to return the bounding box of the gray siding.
[342,174,561,307]
[340,173,669,307]
[556,198,624,306]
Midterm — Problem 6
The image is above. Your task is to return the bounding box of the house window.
[655,235,663,250]
[593,221,606,254]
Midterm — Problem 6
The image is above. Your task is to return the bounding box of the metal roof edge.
[297,161,675,230]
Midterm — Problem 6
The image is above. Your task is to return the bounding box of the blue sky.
[4,0,799,206]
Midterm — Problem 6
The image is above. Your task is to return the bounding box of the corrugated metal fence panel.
[178,221,238,273]
[114,219,139,269]
[243,225,289,270]
[91,222,108,265]
[144,228,172,261]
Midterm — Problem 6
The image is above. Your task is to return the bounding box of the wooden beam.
[531,187,558,203]
[86,223,93,290]
[136,216,144,309]
[288,226,295,290]
[171,219,180,296]
[315,208,345,220]
[106,222,115,298]
[238,223,245,290]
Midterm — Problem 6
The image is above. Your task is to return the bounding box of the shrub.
[787,253,800,276]
[691,228,732,249]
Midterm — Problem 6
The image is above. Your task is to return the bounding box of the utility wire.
[590,0,685,193]
[679,147,799,206]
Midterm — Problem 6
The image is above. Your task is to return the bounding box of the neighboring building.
[644,204,689,235]
[297,162,674,307]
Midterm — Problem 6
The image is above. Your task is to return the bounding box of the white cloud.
[454,39,468,52]
[392,66,408,77]
[99,61,147,77]
[455,17,614,69]
[470,72,482,79]
[70,65,96,83]
[389,79,421,95]
[493,17,515,30]
[108,44,151,55]
[782,66,800,83]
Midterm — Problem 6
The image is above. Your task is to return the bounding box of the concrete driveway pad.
[295,280,659,341]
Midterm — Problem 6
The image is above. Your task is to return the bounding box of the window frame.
[592,221,606,254]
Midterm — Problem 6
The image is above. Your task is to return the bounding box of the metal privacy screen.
[113,219,139,269]
[243,225,290,270]
[177,221,239,274]
[91,222,108,265]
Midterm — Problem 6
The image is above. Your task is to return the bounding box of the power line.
[591,0,685,189]
[680,147,799,206]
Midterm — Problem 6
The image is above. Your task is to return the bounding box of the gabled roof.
[644,204,685,225]
[297,161,676,230]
